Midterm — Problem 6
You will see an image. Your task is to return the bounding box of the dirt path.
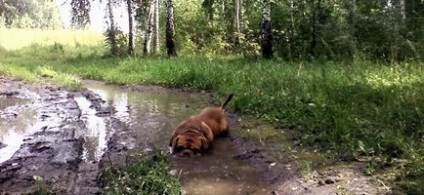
[0,77,388,194]
[0,77,120,194]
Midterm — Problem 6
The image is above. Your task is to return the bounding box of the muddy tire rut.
[0,77,123,194]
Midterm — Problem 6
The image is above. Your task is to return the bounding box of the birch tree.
[143,0,155,55]
[261,0,272,58]
[107,0,118,55]
[152,0,160,54]
[165,0,177,56]
[233,0,241,45]
[127,0,135,55]
[234,0,241,34]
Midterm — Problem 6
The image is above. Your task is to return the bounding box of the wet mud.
[0,77,387,195]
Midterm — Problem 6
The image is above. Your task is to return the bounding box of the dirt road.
[0,77,387,194]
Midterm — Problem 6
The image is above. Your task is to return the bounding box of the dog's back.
[197,94,234,137]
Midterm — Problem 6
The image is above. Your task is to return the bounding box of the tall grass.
[1,28,424,193]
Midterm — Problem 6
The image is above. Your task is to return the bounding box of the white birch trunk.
[143,0,155,55]
[233,0,240,33]
[261,0,272,58]
[153,0,160,54]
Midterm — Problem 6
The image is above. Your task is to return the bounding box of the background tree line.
[0,0,62,29]
[1,0,423,62]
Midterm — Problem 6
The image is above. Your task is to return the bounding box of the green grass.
[1,28,424,193]
[101,151,183,195]
[0,63,83,89]
[0,28,104,50]
[31,175,54,195]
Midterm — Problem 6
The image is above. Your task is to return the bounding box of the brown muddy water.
[0,78,386,195]
[83,81,269,195]
[0,80,268,194]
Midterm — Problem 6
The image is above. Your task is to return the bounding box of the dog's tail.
[220,94,234,109]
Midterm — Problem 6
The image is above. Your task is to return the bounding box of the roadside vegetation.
[0,28,423,194]
[101,151,183,195]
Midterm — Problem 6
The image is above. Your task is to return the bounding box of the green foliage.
[101,151,183,195]
[0,0,62,29]
[104,29,129,57]
[171,0,424,62]
[0,63,38,82]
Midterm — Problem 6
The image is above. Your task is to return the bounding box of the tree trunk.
[393,0,406,22]
[165,0,177,56]
[202,0,214,23]
[310,0,321,58]
[127,0,134,55]
[287,0,295,60]
[143,0,155,55]
[107,0,118,55]
[233,0,240,33]
[221,1,226,27]
[399,0,405,22]
[152,0,160,54]
[233,0,241,46]
[261,0,272,58]
[240,0,244,30]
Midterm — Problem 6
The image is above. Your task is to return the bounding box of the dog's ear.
[169,137,179,154]
[169,136,174,147]
[200,122,214,141]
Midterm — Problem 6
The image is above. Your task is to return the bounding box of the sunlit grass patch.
[0,28,104,50]
[0,64,82,89]
[0,64,38,82]
[36,66,82,89]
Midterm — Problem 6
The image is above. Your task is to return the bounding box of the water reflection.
[74,96,110,161]
[83,81,269,194]
[0,97,37,163]
[84,81,204,149]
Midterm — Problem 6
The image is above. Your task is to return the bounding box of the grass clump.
[37,66,82,89]
[31,175,54,195]
[101,151,183,195]
[0,63,82,89]
[0,63,38,82]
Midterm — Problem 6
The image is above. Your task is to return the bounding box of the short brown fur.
[169,94,233,157]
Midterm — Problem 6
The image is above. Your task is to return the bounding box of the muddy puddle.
[0,78,269,194]
[83,81,269,195]
[0,77,387,195]
[0,90,50,163]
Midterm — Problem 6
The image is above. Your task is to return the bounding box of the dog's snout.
[176,149,195,157]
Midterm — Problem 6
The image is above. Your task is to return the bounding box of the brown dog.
[169,94,234,157]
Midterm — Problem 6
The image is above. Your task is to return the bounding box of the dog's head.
[169,133,210,157]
